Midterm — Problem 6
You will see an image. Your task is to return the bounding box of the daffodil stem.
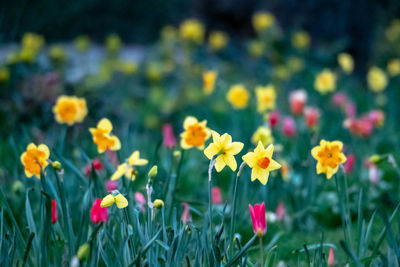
[40,171,50,267]
[208,158,216,263]
[123,208,135,258]
[259,236,264,267]
[334,174,351,248]
[230,162,246,257]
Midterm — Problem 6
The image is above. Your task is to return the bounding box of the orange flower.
[180,116,211,150]
[89,118,121,153]
[20,143,50,178]
[311,140,347,179]
[52,95,87,125]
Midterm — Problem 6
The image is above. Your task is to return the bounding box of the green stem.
[334,175,350,247]
[208,158,216,263]
[123,208,135,259]
[40,171,51,267]
[259,236,264,267]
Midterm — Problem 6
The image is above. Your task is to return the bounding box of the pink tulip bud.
[283,117,296,137]
[328,247,335,266]
[269,111,280,129]
[181,202,192,223]
[51,200,57,224]
[90,199,108,224]
[106,180,118,192]
[304,107,320,128]
[275,203,286,221]
[162,123,176,148]
[249,202,267,236]
[332,92,347,107]
[289,89,307,115]
[345,102,356,118]
[212,186,223,205]
[135,192,146,212]
[344,154,355,173]
[366,110,384,127]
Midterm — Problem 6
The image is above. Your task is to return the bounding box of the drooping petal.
[257,170,270,185]
[223,154,237,171]
[100,194,115,207]
[111,164,127,181]
[214,156,226,172]
[114,194,129,209]
[109,136,121,151]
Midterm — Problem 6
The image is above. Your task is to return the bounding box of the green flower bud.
[77,243,90,261]
[148,165,158,182]
[52,161,62,171]
[153,199,164,209]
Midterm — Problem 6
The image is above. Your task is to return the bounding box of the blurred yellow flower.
[52,95,87,125]
[287,57,304,73]
[0,68,10,83]
[314,69,336,94]
[106,34,122,54]
[338,53,354,74]
[256,85,276,112]
[101,191,128,209]
[248,40,265,58]
[291,31,310,50]
[22,32,44,52]
[74,35,90,52]
[208,31,229,51]
[311,140,347,179]
[204,131,244,172]
[179,19,205,44]
[242,142,281,185]
[386,19,400,42]
[251,126,274,146]
[387,59,400,76]
[49,45,66,62]
[252,12,275,32]
[274,65,290,80]
[203,71,218,95]
[180,116,211,150]
[367,66,387,92]
[146,62,163,83]
[20,143,50,179]
[89,118,121,153]
[111,151,148,181]
[118,61,138,75]
[19,48,36,63]
[161,25,178,41]
[227,84,249,109]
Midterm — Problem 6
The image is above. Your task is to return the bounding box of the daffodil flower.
[111,151,148,181]
[204,131,243,172]
[180,116,211,150]
[242,141,281,185]
[311,140,347,179]
[89,118,121,154]
[20,143,50,178]
[100,190,128,209]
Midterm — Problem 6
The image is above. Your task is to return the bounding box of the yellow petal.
[219,133,232,147]
[111,164,127,180]
[180,138,192,149]
[211,130,220,143]
[223,154,237,171]
[226,142,243,155]
[98,118,113,133]
[254,141,265,153]
[183,116,198,129]
[25,169,34,178]
[27,143,37,150]
[20,152,26,164]
[331,141,343,150]
[242,152,257,167]
[339,153,347,164]
[110,136,121,151]
[114,194,129,208]
[100,194,115,207]
[311,146,320,159]
[265,144,274,158]
[267,159,281,171]
[258,170,270,185]
[214,155,226,172]
[204,143,219,159]
[326,166,339,179]
[38,144,50,158]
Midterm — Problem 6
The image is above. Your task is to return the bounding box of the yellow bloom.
[248,40,265,58]
[386,19,400,42]
[111,151,148,181]
[153,199,164,209]
[180,116,211,150]
[161,25,178,41]
[208,31,229,51]
[106,34,121,54]
[256,85,276,112]
[0,68,10,83]
[204,131,244,172]
[291,31,310,50]
[251,126,274,146]
[287,57,304,73]
[367,66,387,92]
[20,143,50,179]
[118,61,138,75]
[52,95,87,125]
[101,191,128,209]
[49,45,66,62]
[203,71,218,95]
[314,69,336,94]
[387,59,400,76]
[338,53,354,74]
[311,140,347,179]
[252,12,275,32]
[22,33,44,53]
[179,19,205,44]
[242,142,281,185]
[74,35,90,52]
[227,84,249,109]
[89,118,121,153]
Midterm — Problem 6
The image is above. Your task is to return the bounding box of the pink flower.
[289,89,307,115]
[344,118,373,138]
[366,110,384,127]
[332,92,347,107]
[90,199,108,224]
[212,186,223,205]
[135,192,146,212]
[106,180,118,192]
[51,200,57,224]
[328,247,335,266]
[249,202,267,237]
[275,203,286,221]
[369,164,380,184]
[181,202,192,223]
[162,123,176,148]
[269,111,280,129]
[344,154,355,173]
[304,107,320,128]
[105,149,119,166]
[345,102,356,118]
[283,117,296,137]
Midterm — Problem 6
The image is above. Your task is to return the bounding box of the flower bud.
[148,165,158,182]
[369,154,381,164]
[77,243,90,261]
[153,199,164,209]
[52,161,62,171]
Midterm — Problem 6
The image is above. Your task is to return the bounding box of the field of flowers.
[1,12,400,267]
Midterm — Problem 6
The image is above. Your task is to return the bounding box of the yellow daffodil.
[287,57,304,73]
[387,59,400,76]
[20,143,50,179]
[314,69,336,94]
[105,34,121,54]
[208,31,229,51]
[227,84,249,109]
[180,116,211,150]
[251,126,274,146]
[49,45,66,62]
[256,85,276,112]
[111,151,148,181]
[338,53,354,74]
[52,95,87,125]
[204,131,243,172]
[0,68,10,83]
[242,141,281,185]
[367,66,387,92]
[179,19,205,44]
[291,31,310,50]
[311,140,347,179]
[161,25,178,41]
[248,40,265,58]
[74,35,90,52]
[252,12,275,32]
[101,190,128,209]
[203,71,218,95]
[89,118,121,153]
[386,19,400,42]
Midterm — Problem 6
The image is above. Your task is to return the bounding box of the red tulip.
[304,107,320,128]
[249,202,267,237]
[344,154,355,173]
[181,202,192,223]
[283,117,296,137]
[269,111,280,129]
[328,247,335,265]
[332,92,347,107]
[162,123,176,148]
[90,199,108,224]
[289,89,307,115]
[51,200,57,224]
[212,186,223,205]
